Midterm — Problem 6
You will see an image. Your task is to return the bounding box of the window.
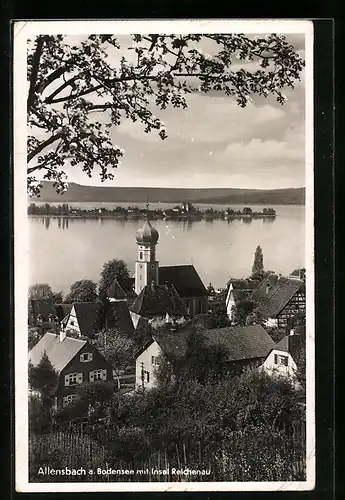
[80,352,93,363]
[139,251,143,260]
[274,354,288,366]
[151,356,160,366]
[89,369,107,382]
[144,371,150,383]
[64,372,83,386]
[70,320,75,326]
[62,394,77,408]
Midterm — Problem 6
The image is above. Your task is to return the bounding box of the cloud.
[117,93,286,146]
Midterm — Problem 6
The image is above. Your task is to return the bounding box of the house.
[159,265,208,317]
[62,302,98,338]
[104,300,134,336]
[130,281,187,329]
[107,277,137,306]
[225,279,259,320]
[28,330,113,409]
[29,298,56,324]
[135,324,275,390]
[261,329,302,378]
[55,303,72,323]
[251,275,306,329]
[289,268,306,282]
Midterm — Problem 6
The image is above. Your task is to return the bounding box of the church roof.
[130,283,187,317]
[159,265,208,297]
[136,219,159,244]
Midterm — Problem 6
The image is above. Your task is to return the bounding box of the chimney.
[265,283,270,295]
[60,327,66,342]
[289,329,295,336]
[288,333,301,355]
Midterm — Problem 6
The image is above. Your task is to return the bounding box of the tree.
[93,329,135,376]
[98,259,130,299]
[251,245,264,279]
[51,291,64,303]
[64,279,98,303]
[29,352,59,431]
[29,283,53,299]
[27,34,304,195]
[231,299,255,326]
[29,351,59,399]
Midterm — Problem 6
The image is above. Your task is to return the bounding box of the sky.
[34,33,307,190]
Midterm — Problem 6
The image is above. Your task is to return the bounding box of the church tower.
[134,206,159,295]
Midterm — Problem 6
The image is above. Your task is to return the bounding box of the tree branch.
[27,36,45,111]
[37,66,70,94]
[27,132,63,163]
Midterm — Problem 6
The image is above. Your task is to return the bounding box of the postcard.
[14,19,314,492]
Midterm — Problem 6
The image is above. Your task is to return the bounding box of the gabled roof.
[159,265,208,297]
[227,279,259,291]
[30,299,55,321]
[252,275,304,318]
[204,325,275,361]
[29,332,86,372]
[55,303,72,322]
[274,335,290,353]
[72,302,98,338]
[130,284,187,317]
[138,324,275,362]
[107,278,127,300]
[118,277,137,298]
[106,301,134,335]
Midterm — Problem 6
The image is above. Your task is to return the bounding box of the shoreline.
[28,213,277,221]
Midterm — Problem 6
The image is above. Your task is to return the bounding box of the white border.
[14,19,315,493]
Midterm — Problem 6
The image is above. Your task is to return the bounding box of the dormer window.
[80,352,93,363]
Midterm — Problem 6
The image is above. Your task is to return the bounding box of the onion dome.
[135,218,159,244]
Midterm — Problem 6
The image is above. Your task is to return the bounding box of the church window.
[139,251,143,260]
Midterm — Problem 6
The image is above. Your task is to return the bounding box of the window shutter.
[274,354,278,364]
[64,375,70,386]
[151,356,154,365]
[89,371,94,382]
[102,369,107,381]
[77,373,83,384]
[80,354,84,362]
[89,353,93,362]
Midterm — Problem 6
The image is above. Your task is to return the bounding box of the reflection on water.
[29,206,305,292]
[263,217,275,224]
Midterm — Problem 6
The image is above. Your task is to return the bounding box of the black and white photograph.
[14,20,314,492]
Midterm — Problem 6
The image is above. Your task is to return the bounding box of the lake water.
[28,204,305,294]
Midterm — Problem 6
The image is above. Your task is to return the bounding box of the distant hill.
[30,181,305,205]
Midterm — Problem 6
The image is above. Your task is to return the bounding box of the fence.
[29,423,306,483]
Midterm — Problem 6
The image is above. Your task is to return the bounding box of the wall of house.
[182,296,208,317]
[130,311,141,329]
[261,349,297,378]
[135,341,162,390]
[264,317,279,328]
[225,291,236,320]
[64,306,81,336]
[56,344,113,408]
